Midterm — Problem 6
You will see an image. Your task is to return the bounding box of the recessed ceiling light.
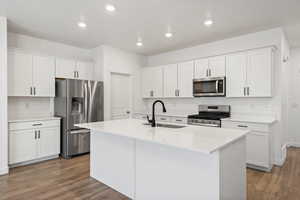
[204,19,213,27]
[165,32,173,38]
[105,4,116,12]
[77,21,87,29]
[136,41,143,47]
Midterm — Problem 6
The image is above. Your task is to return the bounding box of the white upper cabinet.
[226,52,247,97]
[226,47,274,97]
[141,66,163,98]
[8,51,55,97]
[56,59,94,80]
[194,58,209,79]
[32,55,55,97]
[76,61,94,80]
[194,56,225,79]
[8,52,33,96]
[55,58,76,79]
[163,64,178,98]
[246,48,273,97]
[209,56,226,77]
[177,61,194,97]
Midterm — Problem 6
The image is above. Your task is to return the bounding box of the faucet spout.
[147,100,167,127]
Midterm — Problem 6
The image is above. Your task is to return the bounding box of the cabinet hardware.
[34,130,37,139]
[206,69,208,77]
[38,130,40,139]
[30,87,33,95]
[32,123,42,126]
[209,69,211,76]
[150,90,154,97]
[247,87,250,96]
[160,118,167,120]
[175,119,182,122]
[76,71,79,78]
[74,71,76,78]
[237,125,248,128]
[243,87,246,96]
[177,89,180,97]
[33,87,36,95]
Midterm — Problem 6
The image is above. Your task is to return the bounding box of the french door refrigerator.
[54,79,104,159]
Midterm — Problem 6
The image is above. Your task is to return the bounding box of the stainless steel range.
[187,105,230,127]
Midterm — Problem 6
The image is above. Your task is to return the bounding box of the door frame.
[110,71,133,120]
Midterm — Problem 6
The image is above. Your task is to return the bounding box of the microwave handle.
[216,80,219,93]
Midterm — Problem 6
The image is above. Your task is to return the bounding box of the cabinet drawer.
[246,132,270,168]
[171,117,187,124]
[9,119,60,131]
[221,121,269,132]
[156,116,171,122]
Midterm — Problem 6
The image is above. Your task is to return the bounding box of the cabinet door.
[37,127,60,158]
[226,52,247,97]
[9,130,37,164]
[55,58,76,79]
[246,48,273,97]
[76,61,94,80]
[246,132,270,168]
[142,66,163,98]
[8,52,33,96]
[141,67,153,98]
[209,56,226,77]
[33,56,55,97]
[194,58,209,79]
[178,61,194,97]
[163,64,178,97]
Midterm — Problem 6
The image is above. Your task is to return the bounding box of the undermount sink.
[143,123,186,129]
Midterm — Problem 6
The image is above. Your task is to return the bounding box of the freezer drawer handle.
[237,125,248,128]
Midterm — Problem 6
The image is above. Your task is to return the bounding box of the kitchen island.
[76,119,248,200]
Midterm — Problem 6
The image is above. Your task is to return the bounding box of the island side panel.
[135,140,220,200]
[90,131,135,199]
[219,136,247,200]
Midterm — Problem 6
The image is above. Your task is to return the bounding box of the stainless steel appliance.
[187,105,230,127]
[54,79,104,158]
[193,77,226,97]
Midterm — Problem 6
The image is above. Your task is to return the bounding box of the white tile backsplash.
[8,97,54,120]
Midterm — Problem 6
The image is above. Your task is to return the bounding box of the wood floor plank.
[1,147,300,199]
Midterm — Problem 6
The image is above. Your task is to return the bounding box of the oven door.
[193,77,225,97]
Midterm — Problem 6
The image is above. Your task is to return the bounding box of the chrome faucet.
[147,100,167,127]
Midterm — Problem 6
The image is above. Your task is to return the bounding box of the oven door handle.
[215,80,219,93]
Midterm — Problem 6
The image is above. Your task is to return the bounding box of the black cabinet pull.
[32,123,42,126]
[237,125,248,128]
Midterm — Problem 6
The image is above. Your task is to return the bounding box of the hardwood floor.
[1,148,300,200]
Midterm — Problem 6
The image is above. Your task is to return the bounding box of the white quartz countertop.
[221,115,277,124]
[76,119,248,154]
[8,116,61,123]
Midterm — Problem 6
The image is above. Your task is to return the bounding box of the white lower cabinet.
[222,120,273,171]
[9,119,60,166]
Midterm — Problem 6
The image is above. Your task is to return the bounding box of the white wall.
[0,17,8,175]
[92,45,146,120]
[288,48,300,145]
[7,33,94,120]
[145,28,288,165]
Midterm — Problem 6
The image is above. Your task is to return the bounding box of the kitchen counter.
[8,116,61,123]
[76,118,247,199]
[222,115,276,124]
[76,118,248,154]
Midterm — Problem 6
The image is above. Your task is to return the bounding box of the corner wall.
[0,17,8,175]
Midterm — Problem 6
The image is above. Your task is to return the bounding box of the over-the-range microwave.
[193,77,226,97]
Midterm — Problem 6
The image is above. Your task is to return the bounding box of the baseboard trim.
[0,167,9,176]
[9,155,59,168]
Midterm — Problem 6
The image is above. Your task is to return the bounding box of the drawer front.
[9,119,60,131]
[156,116,171,122]
[246,132,270,168]
[171,117,187,124]
[222,121,269,132]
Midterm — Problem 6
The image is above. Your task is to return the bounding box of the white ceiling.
[1,0,300,55]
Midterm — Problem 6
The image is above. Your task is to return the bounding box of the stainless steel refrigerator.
[54,79,104,159]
